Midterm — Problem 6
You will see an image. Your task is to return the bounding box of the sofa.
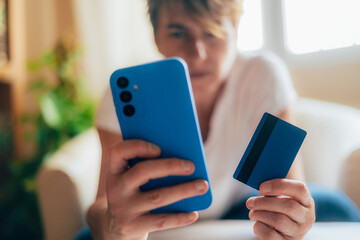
[36,98,360,240]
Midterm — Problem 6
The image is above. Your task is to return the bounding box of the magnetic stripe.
[235,114,278,183]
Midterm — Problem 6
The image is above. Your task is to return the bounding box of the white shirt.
[96,51,297,219]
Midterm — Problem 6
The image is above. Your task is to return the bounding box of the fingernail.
[181,160,193,171]
[149,143,159,153]
[249,210,254,220]
[247,198,254,209]
[188,212,197,221]
[261,182,272,194]
[195,181,206,192]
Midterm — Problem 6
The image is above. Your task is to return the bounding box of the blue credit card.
[233,112,307,190]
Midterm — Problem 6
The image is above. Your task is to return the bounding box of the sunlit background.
[1,1,360,239]
[237,0,263,51]
[283,0,360,54]
[238,0,360,54]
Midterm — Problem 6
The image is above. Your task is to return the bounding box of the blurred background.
[0,0,359,239]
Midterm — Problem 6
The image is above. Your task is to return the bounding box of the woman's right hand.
[91,139,209,240]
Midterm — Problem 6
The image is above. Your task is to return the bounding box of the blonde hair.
[147,0,243,39]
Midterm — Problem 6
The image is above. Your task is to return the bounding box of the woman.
[85,0,354,239]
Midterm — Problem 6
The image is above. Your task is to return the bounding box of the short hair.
[147,0,243,39]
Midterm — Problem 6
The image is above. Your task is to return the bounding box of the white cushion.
[340,148,360,209]
[294,98,360,188]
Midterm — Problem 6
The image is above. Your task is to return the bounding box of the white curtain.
[73,0,160,98]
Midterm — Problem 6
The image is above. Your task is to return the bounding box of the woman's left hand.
[246,179,315,240]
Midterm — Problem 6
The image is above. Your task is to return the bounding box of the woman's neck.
[194,81,226,142]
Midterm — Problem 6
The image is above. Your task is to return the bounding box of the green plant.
[26,40,96,155]
[0,40,97,240]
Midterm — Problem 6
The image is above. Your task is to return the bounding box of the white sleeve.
[95,87,121,134]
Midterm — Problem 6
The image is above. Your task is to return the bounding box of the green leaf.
[41,51,56,68]
[23,178,36,193]
[21,113,36,124]
[39,93,62,129]
[27,60,41,73]
[28,78,49,92]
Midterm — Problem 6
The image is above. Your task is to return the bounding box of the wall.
[0,0,27,157]
[73,0,161,98]
[292,61,360,110]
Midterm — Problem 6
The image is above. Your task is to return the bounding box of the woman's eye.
[169,32,185,38]
[204,32,215,38]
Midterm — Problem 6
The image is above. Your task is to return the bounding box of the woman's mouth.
[190,71,210,80]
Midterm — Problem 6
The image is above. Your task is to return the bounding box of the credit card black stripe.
[236,114,278,184]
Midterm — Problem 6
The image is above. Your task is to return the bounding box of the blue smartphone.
[110,58,212,213]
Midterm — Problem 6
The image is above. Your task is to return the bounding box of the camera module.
[123,105,135,117]
[120,91,132,103]
[117,77,129,88]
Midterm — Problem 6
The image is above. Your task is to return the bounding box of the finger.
[253,221,285,240]
[120,158,195,191]
[259,179,313,207]
[130,180,209,213]
[249,210,298,237]
[123,212,199,235]
[109,140,161,175]
[246,196,307,223]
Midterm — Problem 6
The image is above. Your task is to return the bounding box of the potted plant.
[0,39,96,240]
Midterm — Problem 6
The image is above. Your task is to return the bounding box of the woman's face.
[154,2,238,91]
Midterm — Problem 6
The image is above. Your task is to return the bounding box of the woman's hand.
[246,179,315,240]
[89,139,209,240]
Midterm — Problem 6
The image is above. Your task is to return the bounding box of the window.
[283,0,360,54]
[237,0,263,51]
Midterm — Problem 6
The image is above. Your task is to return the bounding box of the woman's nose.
[188,39,207,62]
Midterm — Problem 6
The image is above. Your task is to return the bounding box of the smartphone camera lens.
[120,91,132,103]
[117,77,129,88]
[123,105,135,117]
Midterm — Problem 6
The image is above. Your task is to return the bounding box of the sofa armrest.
[294,98,360,189]
[36,128,101,240]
